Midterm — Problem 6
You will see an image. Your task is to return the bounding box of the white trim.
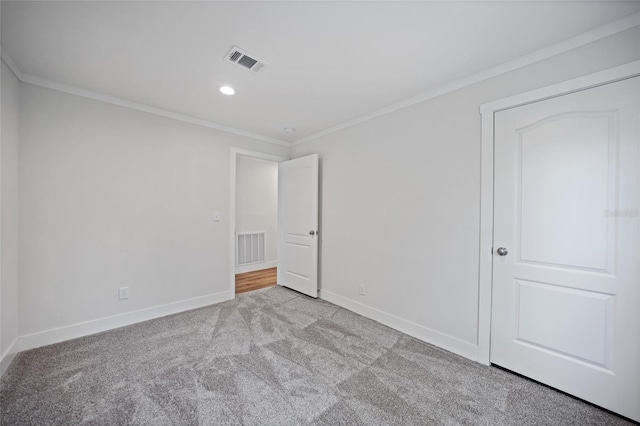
[480,60,640,114]
[477,60,640,366]
[235,260,278,275]
[229,148,288,298]
[0,49,23,81]
[320,289,478,361]
[3,11,639,149]
[17,290,231,353]
[0,338,19,377]
[477,111,495,366]
[20,74,290,147]
[292,12,640,146]
[0,48,289,148]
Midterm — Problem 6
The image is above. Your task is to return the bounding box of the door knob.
[309,230,316,236]
[496,247,509,256]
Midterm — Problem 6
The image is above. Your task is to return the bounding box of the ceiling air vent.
[225,46,266,73]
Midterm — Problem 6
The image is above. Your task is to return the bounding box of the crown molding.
[479,59,640,115]
[0,49,290,148]
[21,74,291,146]
[3,10,639,149]
[1,47,24,81]
[291,11,640,146]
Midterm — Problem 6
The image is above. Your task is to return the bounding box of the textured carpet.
[0,286,632,425]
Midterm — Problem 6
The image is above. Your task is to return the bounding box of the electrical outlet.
[212,211,220,222]
[358,284,365,296]
[118,287,129,300]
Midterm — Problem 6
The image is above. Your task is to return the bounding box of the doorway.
[229,149,288,295]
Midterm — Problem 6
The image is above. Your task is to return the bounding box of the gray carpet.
[0,286,632,425]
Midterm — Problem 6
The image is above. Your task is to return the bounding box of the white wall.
[291,27,640,360]
[18,83,288,339]
[1,61,20,372]
[6,23,640,366]
[235,156,278,273]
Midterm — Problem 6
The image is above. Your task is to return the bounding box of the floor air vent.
[236,232,266,266]
[225,46,266,73]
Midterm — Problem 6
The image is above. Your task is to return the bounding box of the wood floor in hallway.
[235,267,277,294]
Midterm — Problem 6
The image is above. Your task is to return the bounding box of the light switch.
[118,287,129,300]
[213,211,220,222]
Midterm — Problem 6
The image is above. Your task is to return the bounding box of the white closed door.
[491,77,640,421]
[278,154,319,298]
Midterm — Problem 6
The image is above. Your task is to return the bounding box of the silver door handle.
[496,247,508,256]
[309,230,316,236]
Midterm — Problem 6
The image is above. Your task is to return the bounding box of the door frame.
[229,148,289,298]
[477,60,640,365]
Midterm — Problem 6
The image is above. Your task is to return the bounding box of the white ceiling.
[2,1,640,144]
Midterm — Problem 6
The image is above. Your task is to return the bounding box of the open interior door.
[277,154,319,298]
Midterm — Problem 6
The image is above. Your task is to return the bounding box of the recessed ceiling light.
[220,86,235,96]
[283,127,296,133]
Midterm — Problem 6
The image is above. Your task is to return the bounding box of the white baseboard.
[319,289,479,362]
[235,260,277,275]
[6,288,477,376]
[17,290,232,353]
[1,338,19,377]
